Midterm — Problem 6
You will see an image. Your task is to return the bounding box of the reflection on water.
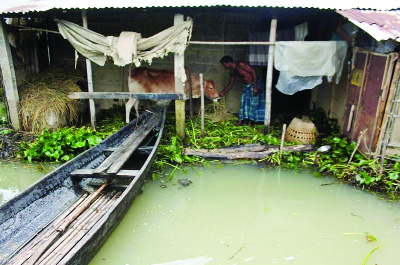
[90,165,400,265]
[0,161,55,205]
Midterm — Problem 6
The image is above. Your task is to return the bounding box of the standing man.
[219,55,265,126]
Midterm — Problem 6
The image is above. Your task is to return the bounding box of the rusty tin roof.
[337,9,400,42]
[0,0,399,14]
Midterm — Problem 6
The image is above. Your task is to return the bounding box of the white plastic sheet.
[274,41,348,95]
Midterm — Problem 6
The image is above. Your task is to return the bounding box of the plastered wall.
[43,8,342,118]
[311,68,349,124]
[47,10,268,112]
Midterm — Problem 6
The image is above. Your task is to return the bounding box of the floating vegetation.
[20,127,103,162]
[19,106,125,162]
[343,232,383,265]
[19,68,86,133]
[153,108,400,200]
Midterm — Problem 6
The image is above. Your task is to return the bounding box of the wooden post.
[32,34,39,74]
[264,18,277,134]
[0,20,21,130]
[82,10,96,129]
[189,70,193,118]
[174,14,185,138]
[279,124,286,160]
[200,74,205,137]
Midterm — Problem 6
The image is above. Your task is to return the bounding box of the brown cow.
[126,67,219,122]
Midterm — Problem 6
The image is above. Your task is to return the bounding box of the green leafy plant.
[20,127,103,162]
[0,128,11,135]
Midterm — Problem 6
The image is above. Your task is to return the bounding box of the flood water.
[90,164,400,265]
[0,161,54,205]
[1,161,399,264]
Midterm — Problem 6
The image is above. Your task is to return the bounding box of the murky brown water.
[0,160,56,205]
[1,161,399,264]
[89,164,400,265]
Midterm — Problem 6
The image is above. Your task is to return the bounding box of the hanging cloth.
[274,41,348,95]
[56,19,193,71]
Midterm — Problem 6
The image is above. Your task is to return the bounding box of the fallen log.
[183,144,315,160]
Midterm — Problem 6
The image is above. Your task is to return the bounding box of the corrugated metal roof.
[0,0,399,14]
[337,9,400,42]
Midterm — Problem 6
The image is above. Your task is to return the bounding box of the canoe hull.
[0,105,167,265]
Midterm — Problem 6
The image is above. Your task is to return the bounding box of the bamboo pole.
[9,194,89,265]
[189,41,274,45]
[82,10,96,130]
[264,18,277,134]
[200,73,205,137]
[347,104,355,132]
[37,193,113,265]
[24,183,108,265]
[48,194,117,264]
[348,129,368,164]
[48,192,121,265]
[279,124,287,160]
[36,193,110,264]
[57,182,108,233]
[351,51,370,140]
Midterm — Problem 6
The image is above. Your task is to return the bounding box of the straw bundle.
[204,99,236,122]
[19,68,86,133]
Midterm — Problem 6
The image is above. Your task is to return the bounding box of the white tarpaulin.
[56,19,193,68]
[274,41,348,95]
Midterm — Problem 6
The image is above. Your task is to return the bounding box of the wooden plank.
[116,170,140,176]
[70,169,95,175]
[184,144,314,160]
[174,14,186,138]
[70,169,138,179]
[106,115,160,174]
[0,21,21,130]
[94,113,160,174]
[70,174,135,179]
[104,146,153,153]
[68,92,182,100]
[264,18,277,134]
[82,10,96,129]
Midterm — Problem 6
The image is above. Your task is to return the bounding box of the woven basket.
[285,117,318,144]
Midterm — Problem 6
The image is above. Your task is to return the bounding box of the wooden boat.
[0,101,168,265]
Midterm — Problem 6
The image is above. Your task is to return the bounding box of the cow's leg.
[126,98,140,124]
[133,99,140,127]
[126,99,134,123]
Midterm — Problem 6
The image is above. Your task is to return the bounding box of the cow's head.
[204,80,219,101]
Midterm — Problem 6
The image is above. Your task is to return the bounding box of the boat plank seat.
[97,113,161,174]
[104,145,154,154]
[70,169,140,179]
[70,113,161,177]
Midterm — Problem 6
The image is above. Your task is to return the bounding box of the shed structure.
[0,1,400,157]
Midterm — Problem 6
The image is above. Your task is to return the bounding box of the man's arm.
[219,73,235,97]
[238,62,258,95]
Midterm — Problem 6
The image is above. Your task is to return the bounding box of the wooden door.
[342,49,368,139]
[343,48,397,154]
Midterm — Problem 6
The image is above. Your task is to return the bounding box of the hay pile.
[19,68,86,133]
[204,99,236,122]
